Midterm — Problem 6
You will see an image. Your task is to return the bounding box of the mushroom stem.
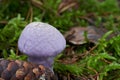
[28,56,54,72]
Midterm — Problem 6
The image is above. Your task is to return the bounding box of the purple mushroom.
[18,22,66,71]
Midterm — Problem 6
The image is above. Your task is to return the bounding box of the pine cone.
[0,59,56,80]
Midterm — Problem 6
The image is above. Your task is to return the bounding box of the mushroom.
[18,22,66,71]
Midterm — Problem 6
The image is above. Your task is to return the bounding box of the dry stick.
[86,44,112,64]
[0,21,8,24]
[87,66,99,79]
[16,46,19,56]
[29,7,33,23]
[31,0,44,10]
[84,45,98,57]
[25,7,33,22]
[102,58,112,64]
[67,73,70,80]
[63,45,98,64]
[25,8,31,21]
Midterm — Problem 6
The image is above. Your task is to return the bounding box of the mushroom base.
[27,56,54,71]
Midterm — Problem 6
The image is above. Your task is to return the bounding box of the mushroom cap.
[18,22,66,58]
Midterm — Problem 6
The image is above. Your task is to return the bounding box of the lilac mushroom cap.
[18,22,66,71]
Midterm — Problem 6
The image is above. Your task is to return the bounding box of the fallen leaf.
[64,26,107,45]
[57,0,79,14]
